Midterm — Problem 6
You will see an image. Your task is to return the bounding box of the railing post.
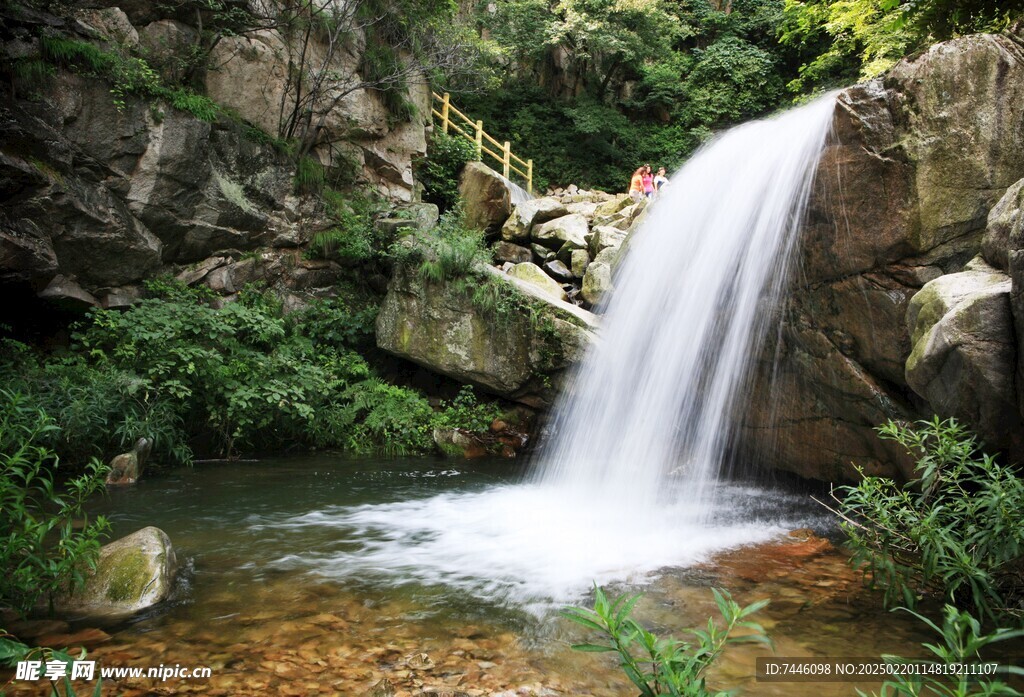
[502,141,510,179]
[474,120,483,161]
[527,159,533,196]
[440,92,451,134]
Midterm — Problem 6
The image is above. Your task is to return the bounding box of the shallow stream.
[5,456,969,696]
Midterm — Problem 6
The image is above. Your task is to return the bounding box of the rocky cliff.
[739,24,1024,481]
[0,2,429,310]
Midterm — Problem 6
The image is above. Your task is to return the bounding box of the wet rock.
[106,437,153,485]
[581,262,612,307]
[55,526,177,619]
[542,260,573,283]
[570,249,590,278]
[367,678,397,697]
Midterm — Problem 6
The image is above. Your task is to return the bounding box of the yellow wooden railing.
[432,91,533,195]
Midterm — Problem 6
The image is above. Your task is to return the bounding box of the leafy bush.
[0,636,103,696]
[309,189,394,266]
[840,417,1024,625]
[0,390,110,616]
[433,386,503,433]
[416,131,478,212]
[562,585,770,696]
[861,605,1024,697]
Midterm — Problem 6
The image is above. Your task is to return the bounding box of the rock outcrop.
[0,5,434,307]
[905,258,1019,454]
[739,26,1024,480]
[55,526,177,619]
[376,265,597,407]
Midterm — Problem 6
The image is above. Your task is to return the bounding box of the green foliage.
[841,417,1024,625]
[780,0,1024,91]
[681,36,784,127]
[417,208,494,285]
[416,131,478,212]
[0,348,193,470]
[38,35,219,120]
[562,585,771,696]
[294,156,327,194]
[0,390,110,616]
[433,386,503,433]
[464,0,798,189]
[309,189,394,266]
[859,605,1024,697]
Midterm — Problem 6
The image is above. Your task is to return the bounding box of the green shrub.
[0,390,110,615]
[840,417,1024,625]
[417,208,493,285]
[860,605,1024,697]
[563,585,770,696]
[432,385,502,433]
[417,131,478,212]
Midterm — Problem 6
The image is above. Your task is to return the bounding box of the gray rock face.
[376,266,596,406]
[55,527,177,619]
[738,28,1024,480]
[984,178,1024,272]
[905,259,1020,455]
[581,262,612,307]
[0,67,302,297]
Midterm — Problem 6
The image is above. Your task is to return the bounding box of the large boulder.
[985,177,1024,272]
[905,259,1020,456]
[531,213,588,251]
[458,161,515,232]
[737,27,1024,481]
[508,262,567,302]
[55,527,177,619]
[501,197,569,241]
[375,266,596,406]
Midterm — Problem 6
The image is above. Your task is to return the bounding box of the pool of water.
[3,456,990,696]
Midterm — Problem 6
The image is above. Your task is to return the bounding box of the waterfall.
[533,93,837,519]
[269,94,839,607]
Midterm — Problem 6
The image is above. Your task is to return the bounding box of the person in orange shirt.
[628,166,645,201]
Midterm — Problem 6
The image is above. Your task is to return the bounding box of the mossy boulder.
[55,526,177,619]
[375,265,596,406]
[508,262,567,302]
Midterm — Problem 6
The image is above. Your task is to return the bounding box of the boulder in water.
[54,526,177,619]
[106,437,152,485]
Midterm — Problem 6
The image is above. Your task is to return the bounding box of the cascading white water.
[534,92,838,519]
[266,94,839,608]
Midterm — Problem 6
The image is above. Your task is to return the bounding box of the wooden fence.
[431,91,533,195]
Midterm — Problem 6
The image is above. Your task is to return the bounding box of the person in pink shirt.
[642,164,655,199]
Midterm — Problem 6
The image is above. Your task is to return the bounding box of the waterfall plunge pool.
[18,455,953,697]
